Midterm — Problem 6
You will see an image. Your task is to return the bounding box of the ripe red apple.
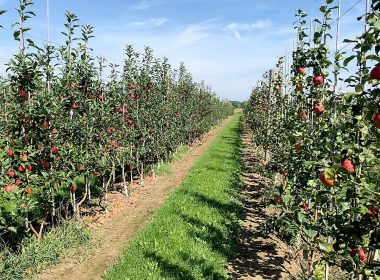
[374,112,380,128]
[97,95,104,101]
[3,185,16,193]
[25,164,32,172]
[350,248,367,263]
[298,111,308,120]
[302,203,310,212]
[274,196,282,204]
[295,142,303,151]
[297,67,305,75]
[341,158,355,173]
[8,148,14,157]
[70,185,78,191]
[71,103,78,109]
[25,187,33,195]
[7,169,15,177]
[20,153,28,161]
[51,146,59,154]
[314,103,325,114]
[40,159,51,171]
[51,128,58,134]
[368,205,378,216]
[18,87,28,98]
[319,171,335,187]
[40,119,49,129]
[296,83,304,91]
[18,166,26,172]
[15,179,21,186]
[313,75,324,86]
[370,65,380,80]
[129,83,136,90]
[106,129,113,135]
[79,165,86,171]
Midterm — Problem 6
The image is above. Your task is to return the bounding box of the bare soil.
[34,118,231,280]
[227,127,300,280]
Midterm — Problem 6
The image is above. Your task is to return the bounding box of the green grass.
[105,113,243,280]
[155,145,190,176]
[155,161,173,176]
[0,221,91,280]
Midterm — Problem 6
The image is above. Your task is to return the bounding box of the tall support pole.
[46,0,51,92]
[264,69,275,162]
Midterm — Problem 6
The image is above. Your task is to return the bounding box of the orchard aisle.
[227,126,299,279]
[35,116,233,280]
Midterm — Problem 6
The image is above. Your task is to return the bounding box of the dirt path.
[35,117,231,280]
[227,127,299,279]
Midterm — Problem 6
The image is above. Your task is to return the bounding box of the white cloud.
[129,17,169,27]
[227,19,273,40]
[130,0,165,10]
[227,19,273,31]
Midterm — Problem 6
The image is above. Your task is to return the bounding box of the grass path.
[104,113,243,280]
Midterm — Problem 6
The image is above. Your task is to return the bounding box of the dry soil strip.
[227,127,299,280]
[35,117,232,280]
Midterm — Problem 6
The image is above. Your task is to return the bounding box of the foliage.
[0,1,233,248]
[245,0,380,278]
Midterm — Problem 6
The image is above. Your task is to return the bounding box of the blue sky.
[0,0,366,101]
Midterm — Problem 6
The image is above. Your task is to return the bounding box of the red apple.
[368,205,378,216]
[106,129,113,135]
[7,169,15,177]
[70,185,78,191]
[295,142,303,151]
[350,248,367,263]
[297,67,305,75]
[302,203,310,212]
[313,75,324,86]
[341,158,355,174]
[25,187,33,195]
[51,128,58,134]
[71,103,78,109]
[274,196,282,204]
[3,185,16,193]
[8,148,14,157]
[370,65,380,80]
[129,83,136,90]
[15,179,21,186]
[18,87,28,98]
[314,103,325,114]
[25,164,32,172]
[40,119,49,129]
[298,111,308,120]
[374,112,380,128]
[51,146,59,154]
[319,171,335,187]
[40,159,51,171]
[97,95,104,101]
[20,153,28,161]
[18,166,25,172]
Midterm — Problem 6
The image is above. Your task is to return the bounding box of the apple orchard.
[245,0,380,278]
[0,2,233,247]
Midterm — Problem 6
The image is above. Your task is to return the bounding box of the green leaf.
[304,228,318,239]
[343,55,355,67]
[318,241,334,253]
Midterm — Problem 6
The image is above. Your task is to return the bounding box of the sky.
[0,0,367,101]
